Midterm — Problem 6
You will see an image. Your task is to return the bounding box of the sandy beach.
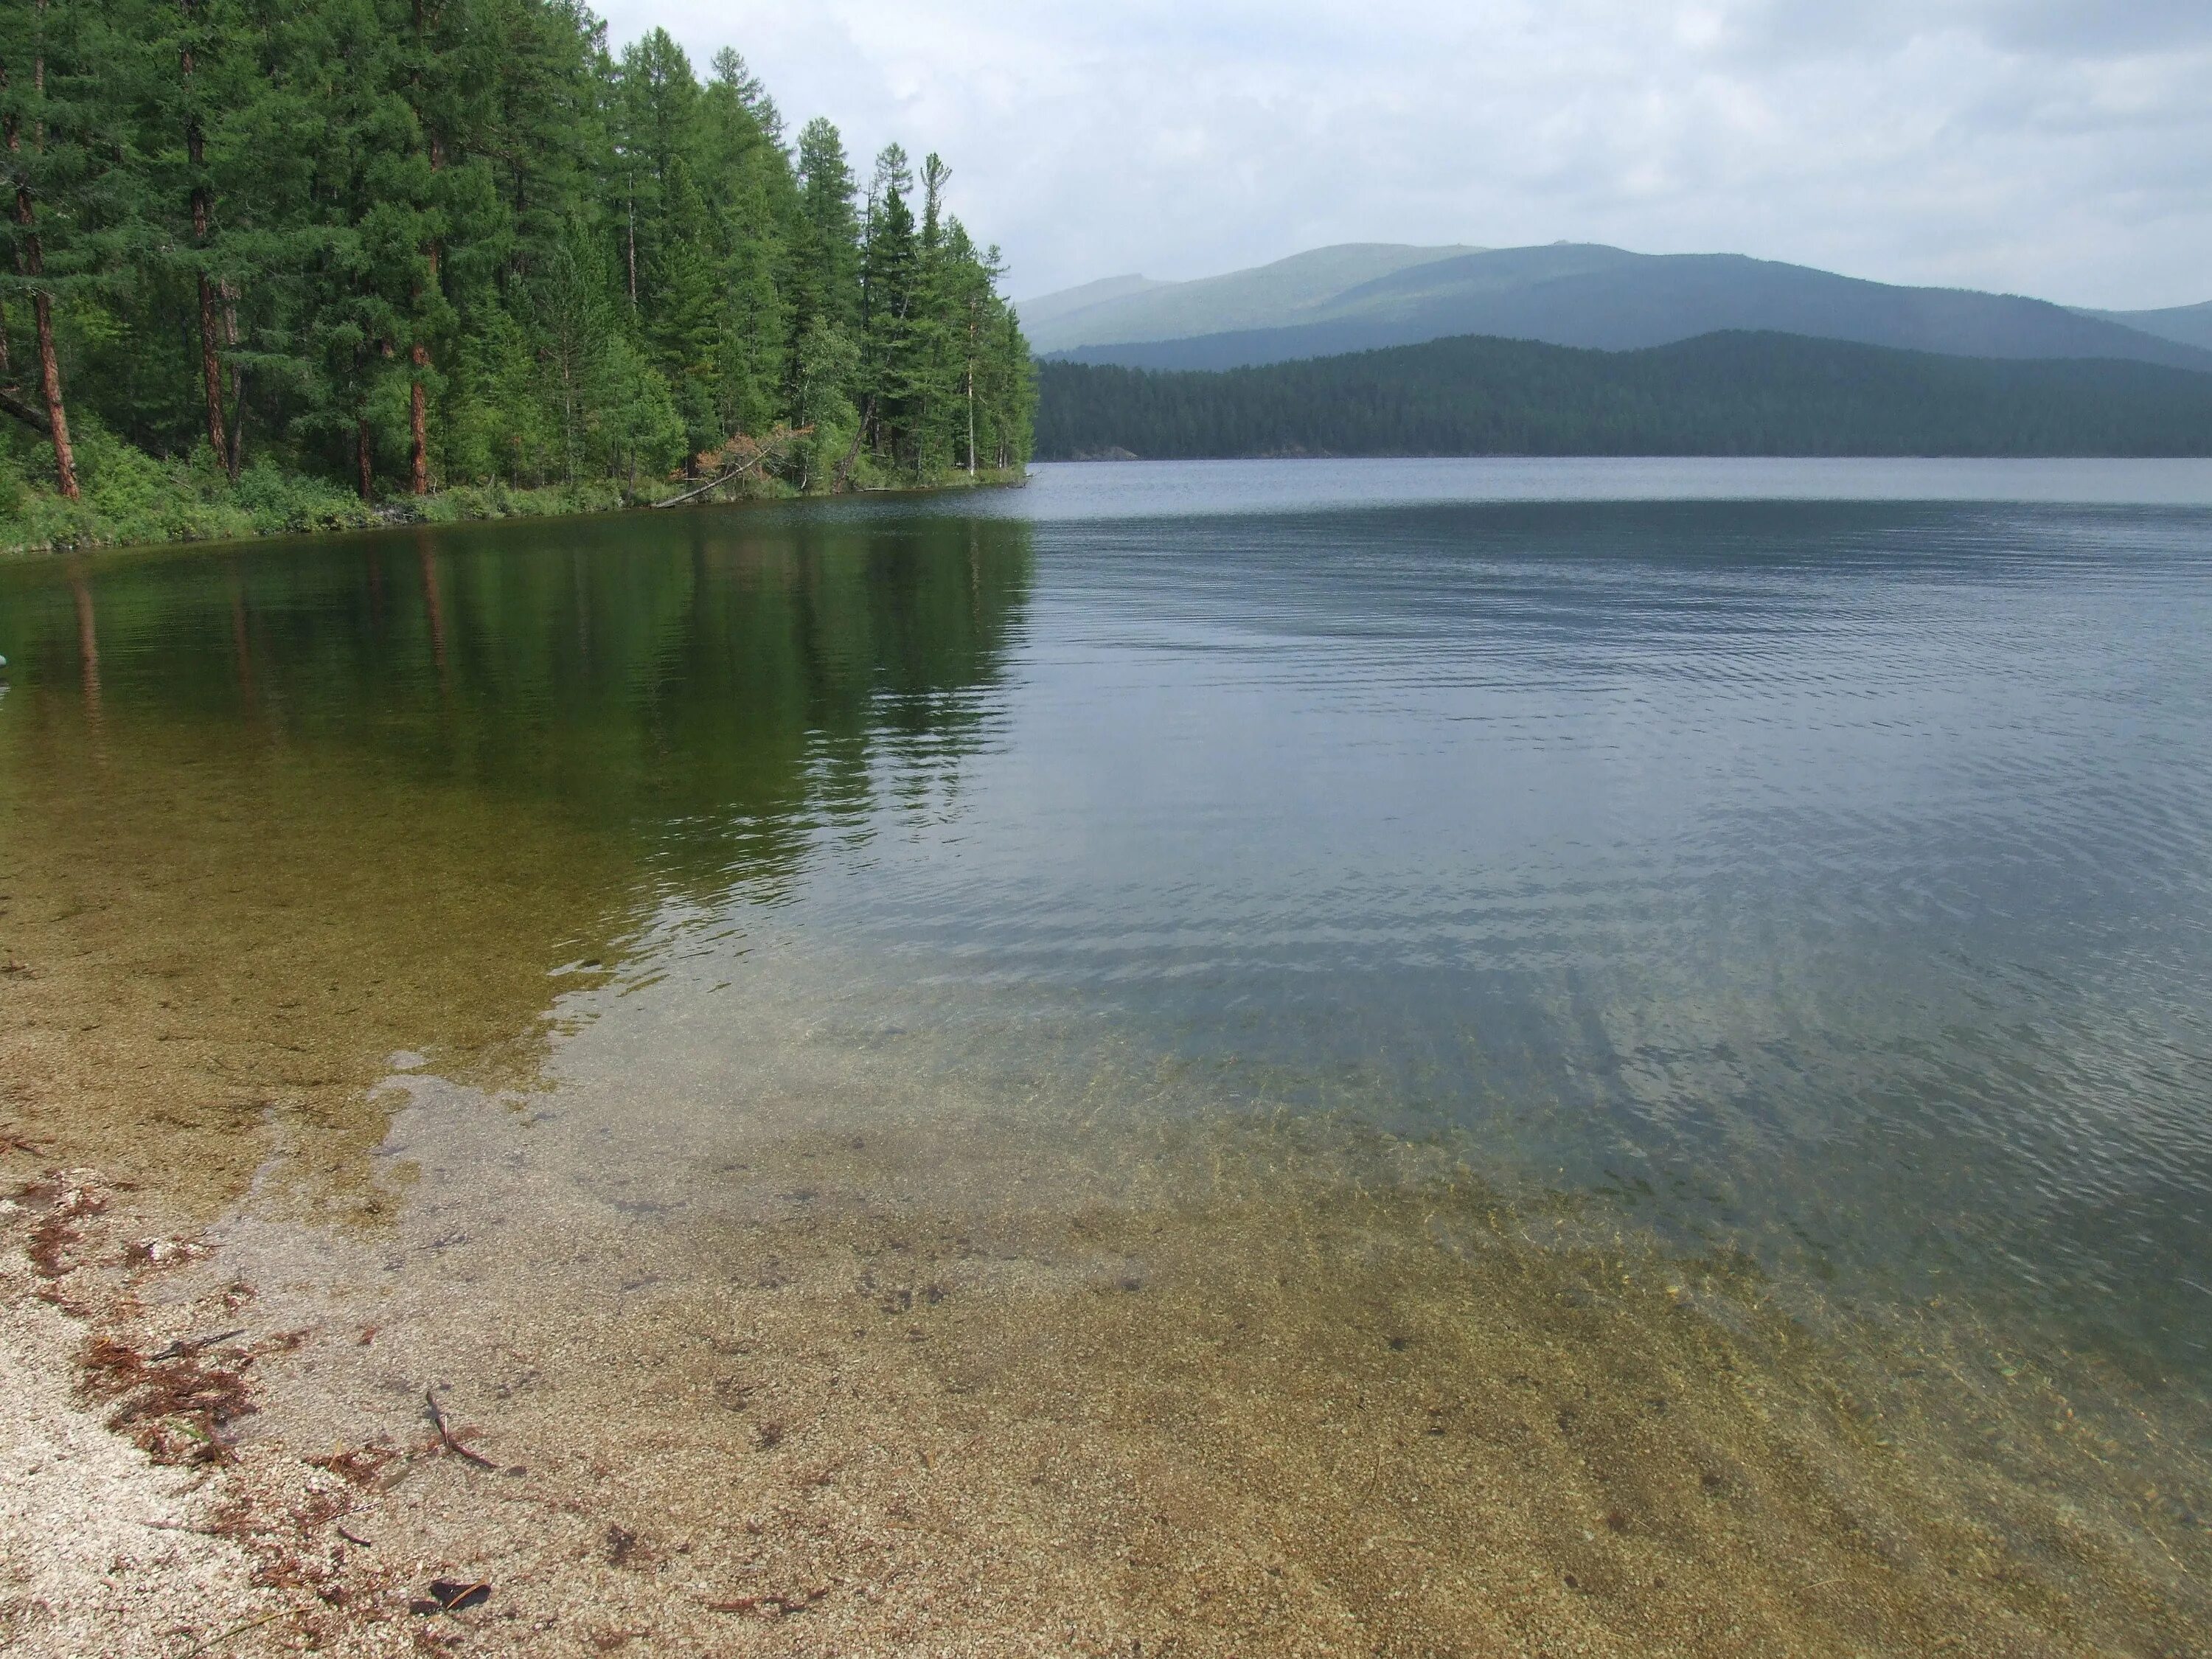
[7,1096,2208,1654]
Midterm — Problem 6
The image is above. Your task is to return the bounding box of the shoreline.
[0,467,1029,565]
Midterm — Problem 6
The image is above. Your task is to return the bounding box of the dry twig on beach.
[422,1388,498,1470]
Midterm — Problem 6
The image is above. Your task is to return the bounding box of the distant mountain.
[1034,330,2212,460]
[1018,243,1482,354]
[1040,243,2212,375]
[2073,300,2212,355]
[1017,274,1171,335]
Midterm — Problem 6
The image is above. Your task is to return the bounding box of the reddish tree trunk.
[357,417,374,501]
[8,86,77,497]
[410,109,445,500]
[408,344,430,495]
[197,273,227,460]
[220,282,245,480]
[27,280,77,499]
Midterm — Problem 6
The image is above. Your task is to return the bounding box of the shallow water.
[3,458,2210,1651]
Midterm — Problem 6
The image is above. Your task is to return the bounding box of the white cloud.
[595,0,2212,309]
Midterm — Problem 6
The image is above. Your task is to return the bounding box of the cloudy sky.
[594,1,2212,310]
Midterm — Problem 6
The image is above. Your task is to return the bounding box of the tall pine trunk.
[196,271,226,459]
[30,298,72,496]
[5,34,77,499]
[219,281,245,478]
[357,417,373,501]
[407,267,432,496]
[407,114,442,498]
[408,344,429,494]
[15,209,77,498]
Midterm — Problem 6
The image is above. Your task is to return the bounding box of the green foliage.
[593,333,687,484]
[0,0,1032,555]
[226,462,382,533]
[410,476,636,523]
[0,413,378,554]
[1034,331,2212,459]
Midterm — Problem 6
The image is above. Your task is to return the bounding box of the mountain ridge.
[1019,243,1482,352]
[2074,300,2212,354]
[1024,243,2212,375]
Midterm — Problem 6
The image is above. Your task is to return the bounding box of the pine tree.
[857,143,916,468]
[903,153,965,473]
[110,0,229,467]
[792,117,856,344]
[698,49,787,442]
[647,153,719,455]
[529,217,609,485]
[611,26,697,320]
[1,0,109,496]
[475,0,601,281]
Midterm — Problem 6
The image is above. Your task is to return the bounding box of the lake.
[3,458,2208,1652]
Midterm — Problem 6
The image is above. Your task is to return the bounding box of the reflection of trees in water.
[0,513,1034,1217]
[11,511,1035,901]
[71,568,102,726]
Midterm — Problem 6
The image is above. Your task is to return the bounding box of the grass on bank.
[0,418,1018,558]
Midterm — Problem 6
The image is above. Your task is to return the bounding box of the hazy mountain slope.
[2074,301,2212,354]
[1016,274,1169,333]
[1020,243,1481,354]
[1047,244,2212,373]
[1034,330,2212,459]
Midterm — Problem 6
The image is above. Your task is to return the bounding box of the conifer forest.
[0,0,1036,551]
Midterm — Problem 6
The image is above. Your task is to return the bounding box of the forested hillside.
[1036,331,2212,459]
[0,0,1034,552]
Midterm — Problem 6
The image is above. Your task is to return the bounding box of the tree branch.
[0,385,52,434]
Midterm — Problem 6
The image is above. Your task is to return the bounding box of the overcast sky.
[594,1,2212,310]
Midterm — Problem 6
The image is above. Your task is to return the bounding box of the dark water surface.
[4,456,2211,1384]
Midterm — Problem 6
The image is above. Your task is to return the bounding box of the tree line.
[1035,330,2212,459]
[0,0,1034,528]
